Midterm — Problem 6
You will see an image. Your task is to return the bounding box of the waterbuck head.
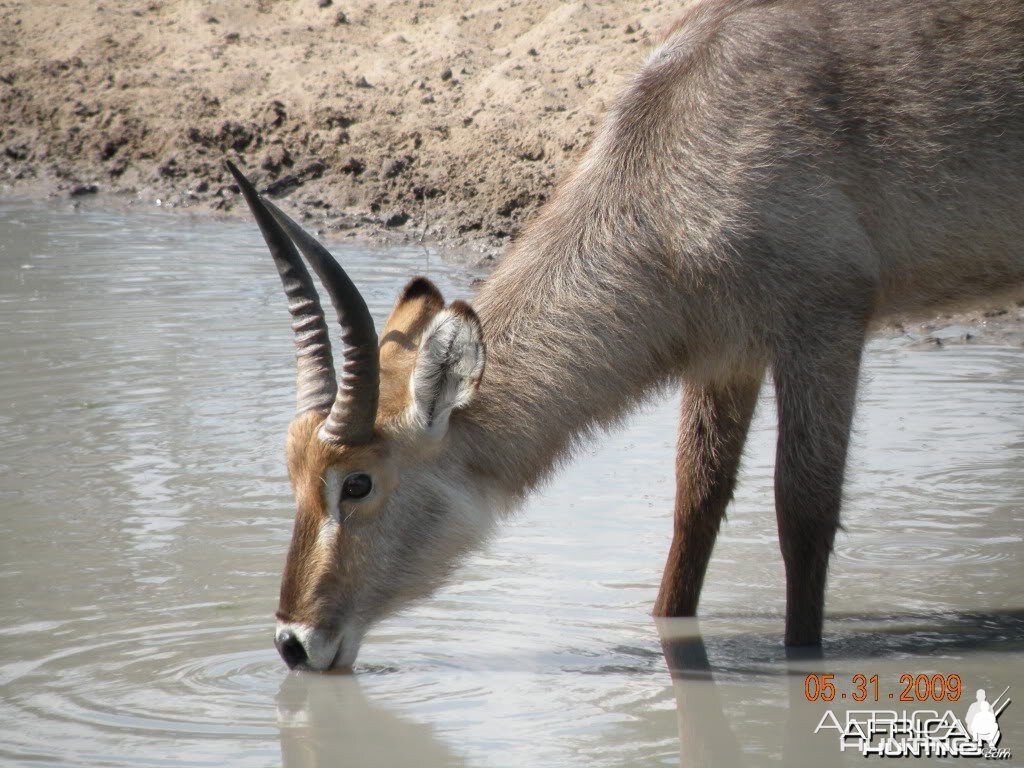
[227,163,488,671]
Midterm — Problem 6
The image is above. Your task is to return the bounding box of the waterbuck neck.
[447,201,688,499]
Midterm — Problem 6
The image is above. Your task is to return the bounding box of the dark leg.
[654,373,763,617]
[773,329,866,645]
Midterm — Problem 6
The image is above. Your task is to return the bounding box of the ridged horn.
[261,199,380,445]
[226,160,337,415]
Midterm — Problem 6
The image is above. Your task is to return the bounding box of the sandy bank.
[2,0,1021,342]
[0,0,686,257]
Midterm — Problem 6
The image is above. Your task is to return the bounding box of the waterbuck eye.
[341,472,373,500]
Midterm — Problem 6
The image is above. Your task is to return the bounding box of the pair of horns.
[227,161,378,444]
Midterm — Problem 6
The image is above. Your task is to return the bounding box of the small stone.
[5,143,29,160]
[334,10,348,24]
[380,157,408,179]
[353,75,372,88]
[297,160,326,180]
[214,120,253,151]
[440,67,453,81]
[158,155,186,178]
[70,183,98,197]
[263,174,301,196]
[317,0,332,7]
[517,144,544,162]
[260,145,292,173]
[260,100,287,129]
[340,157,365,175]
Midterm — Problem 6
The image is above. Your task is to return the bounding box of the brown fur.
[275,280,481,650]
[278,411,395,627]
[654,374,763,617]
[378,277,445,423]
[275,0,1024,657]
[448,0,1024,644]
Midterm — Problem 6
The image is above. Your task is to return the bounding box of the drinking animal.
[230,0,1024,670]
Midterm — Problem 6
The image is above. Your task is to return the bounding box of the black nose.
[275,629,308,669]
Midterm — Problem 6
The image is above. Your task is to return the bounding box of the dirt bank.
[2,0,1022,342]
[0,0,685,256]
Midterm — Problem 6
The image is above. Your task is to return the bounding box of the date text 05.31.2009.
[804,674,963,703]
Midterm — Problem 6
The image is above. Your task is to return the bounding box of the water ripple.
[1,200,1022,767]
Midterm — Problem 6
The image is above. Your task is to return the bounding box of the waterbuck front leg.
[654,373,763,617]
[773,319,867,646]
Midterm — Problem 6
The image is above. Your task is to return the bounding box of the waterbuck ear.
[408,301,485,438]
[380,277,445,359]
[378,277,446,421]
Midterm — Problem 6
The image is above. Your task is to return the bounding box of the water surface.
[0,199,1021,766]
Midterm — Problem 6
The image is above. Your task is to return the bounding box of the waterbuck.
[230,0,1024,671]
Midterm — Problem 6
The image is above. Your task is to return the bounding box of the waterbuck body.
[233,0,1024,671]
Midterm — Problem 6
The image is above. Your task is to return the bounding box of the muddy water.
[0,198,1021,767]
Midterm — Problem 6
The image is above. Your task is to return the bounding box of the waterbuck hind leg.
[773,322,867,646]
[654,373,763,617]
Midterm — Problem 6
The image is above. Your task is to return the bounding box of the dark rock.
[496,191,531,216]
[354,75,373,88]
[297,160,326,180]
[215,120,254,151]
[259,100,287,129]
[380,156,408,179]
[99,139,122,161]
[260,144,292,173]
[517,144,544,162]
[70,184,98,197]
[340,157,365,175]
[263,174,301,196]
[316,107,356,129]
[5,143,29,161]
[158,155,187,178]
[412,184,442,201]
[384,211,410,228]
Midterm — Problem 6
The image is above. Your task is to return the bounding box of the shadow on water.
[270,610,1024,768]
[2,199,1021,767]
[276,674,466,768]
[658,611,1024,767]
